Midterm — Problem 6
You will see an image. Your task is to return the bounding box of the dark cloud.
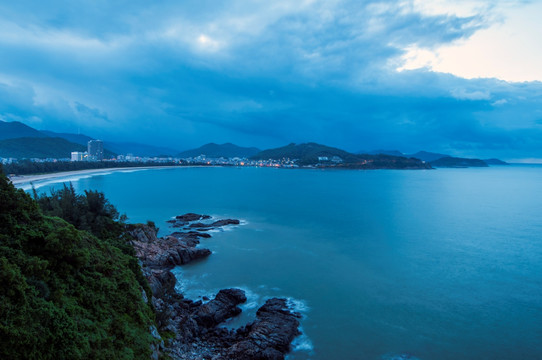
[0,0,540,159]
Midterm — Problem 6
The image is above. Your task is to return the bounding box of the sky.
[0,0,541,160]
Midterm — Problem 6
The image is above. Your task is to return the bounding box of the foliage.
[0,173,156,359]
[250,142,431,168]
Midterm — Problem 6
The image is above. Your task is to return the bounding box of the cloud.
[0,0,540,159]
[450,88,491,100]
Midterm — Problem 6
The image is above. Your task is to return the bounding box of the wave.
[286,297,310,315]
[291,326,314,353]
[19,173,102,191]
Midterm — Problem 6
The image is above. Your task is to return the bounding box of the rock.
[127,226,212,269]
[223,298,301,360]
[211,219,240,227]
[171,231,212,239]
[146,268,177,297]
[194,289,247,327]
[176,213,212,222]
[126,220,300,360]
[188,219,240,229]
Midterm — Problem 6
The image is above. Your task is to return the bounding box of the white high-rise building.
[71,151,87,161]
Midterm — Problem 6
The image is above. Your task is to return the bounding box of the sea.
[24,165,542,360]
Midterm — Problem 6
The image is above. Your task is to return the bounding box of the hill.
[40,130,175,157]
[430,157,488,168]
[0,121,48,140]
[41,131,117,158]
[252,142,359,164]
[0,122,176,157]
[178,143,261,158]
[410,151,450,162]
[40,130,93,146]
[0,137,87,159]
[101,141,178,157]
[366,149,405,157]
[252,143,431,169]
[484,158,509,165]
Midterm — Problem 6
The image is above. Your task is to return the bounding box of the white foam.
[19,174,96,191]
[292,329,314,352]
[286,297,310,315]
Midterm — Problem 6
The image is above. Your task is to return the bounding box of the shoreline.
[128,214,302,359]
[8,165,184,186]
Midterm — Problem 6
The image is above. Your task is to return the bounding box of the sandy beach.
[8,166,180,187]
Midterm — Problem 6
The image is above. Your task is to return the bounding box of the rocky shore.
[126,213,301,360]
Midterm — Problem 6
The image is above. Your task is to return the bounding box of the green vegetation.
[2,159,181,176]
[0,166,156,359]
[251,142,432,169]
[251,142,360,164]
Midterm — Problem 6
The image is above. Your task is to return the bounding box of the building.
[71,151,87,161]
[88,140,104,161]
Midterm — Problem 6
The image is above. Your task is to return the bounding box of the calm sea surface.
[30,165,542,360]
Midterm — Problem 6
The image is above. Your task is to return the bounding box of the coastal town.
[0,138,301,169]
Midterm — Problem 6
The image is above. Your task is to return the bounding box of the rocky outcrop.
[128,227,211,268]
[194,289,247,327]
[168,213,212,227]
[222,298,301,360]
[189,219,241,229]
[126,214,301,360]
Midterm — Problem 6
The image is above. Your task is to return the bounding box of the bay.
[32,165,542,360]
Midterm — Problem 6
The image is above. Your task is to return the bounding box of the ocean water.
[30,165,542,360]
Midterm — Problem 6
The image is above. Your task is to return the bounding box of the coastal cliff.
[0,168,301,360]
[126,215,302,360]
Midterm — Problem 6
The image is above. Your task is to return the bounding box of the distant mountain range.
[0,121,49,140]
[252,143,431,169]
[0,137,87,159]
[178,143,261,158]
[365,149,507,167]
[0,121,180,158]
[0,121,510,165]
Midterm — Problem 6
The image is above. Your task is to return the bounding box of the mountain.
[178,143,261,158]
[41,130,175,157]
[484,158,509,165]
[252,142,360,164]
[40,130,93,146]
[410,151,450,162]
[367,150,405,157]
[0,121,48,140]
[0,137,86,159]
[430,157,488,168]
[12,124,176,157]
[105,142,179,157]
[252,142,431,169]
